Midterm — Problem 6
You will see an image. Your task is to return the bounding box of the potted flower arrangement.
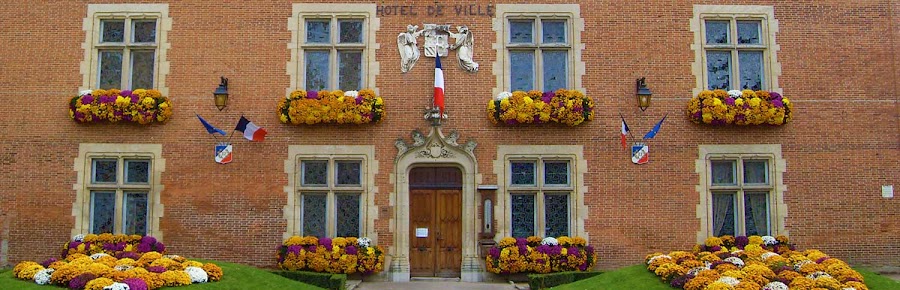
[686,89,792,125]
[69,89,173,124]
[485,236,597,274]
[277,89,384,125]
[276,236,385,275]
[487,89,594,126]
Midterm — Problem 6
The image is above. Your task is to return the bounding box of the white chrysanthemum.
[687,266,708,276]
[762,281,789,290]
[357,237,372,248]
[114,265,134,271]
[807,271,832,279]
[495,91,512,101]
[184,266,208,283]
[761,252,780,261]
[344,90,359,98]
[717,276,740,286]
[728,90,743,98]
[164,254,182,260]
[72,234,85,242]
[541,237,559,246]
[793,260,812,272]
[646,255,671,265]
[33,268,54,285]
[103,282,130,290]
[731,249,744,255]
[79,90,93,97]
[90,253,110,260]
[842,288,857,290]
[762,235,777,246]
[723,256,744,267]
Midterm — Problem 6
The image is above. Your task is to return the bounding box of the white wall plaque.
[416,227,428,238]
[883,185,894,198]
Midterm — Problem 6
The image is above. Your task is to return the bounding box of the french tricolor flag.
[235,116,267,141]
[434,54,445,115]
[620,117,630,150]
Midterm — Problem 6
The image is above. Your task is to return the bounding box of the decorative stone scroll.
[394,128,476,161]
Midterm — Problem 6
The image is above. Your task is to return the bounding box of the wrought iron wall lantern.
[635,77,653,111]
[214,77,229,111]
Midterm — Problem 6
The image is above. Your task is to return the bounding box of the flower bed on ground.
[69,89,173,124]
[487,90,594,126]
[278,90,384,125]
[485,236,598,274]
[686,90,792,125]
[276,236,385,275]
[11,234,221,290]
[646,235,868,290]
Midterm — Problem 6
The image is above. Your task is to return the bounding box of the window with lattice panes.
[88,158,152,235]
[96,17,158,90]
[302,16,366,91]
[709,158,773,236]
[509,160,571,238]
[298,159,362,237]
[702,17,768,91]
[506,17,571,92]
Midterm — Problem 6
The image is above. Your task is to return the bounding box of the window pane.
[509,20,533,43]
[706,51,731,90]
[336,194,360,237]
[302,160,328,186]
[305,51,330,91]
[133,20,157,43]
[124,192,149,235]
[130,51,155,90]
[510,194,535,238]
[336,161,361,186]
[712,193,735,236]
[711,160,735,185]
[541,20,566,44]
[339,20,363,43]
[91,191,115,234]
[302,194,327,237]
[101,20,125,42]
[509,51,535,91]
[543,161,569,186]
[338,51,362,91]
[737,21,761,44]
[744,192,769,236]
[738,51,764,91]
[544,194,569,237]
[705,20,729,44]
[125,160,150,183]
[542,51,567,92]
[510,162,535,185]
[743,160,769,184]
[92,159,118,183]
[99,50,123,89]
[306,20,330,43]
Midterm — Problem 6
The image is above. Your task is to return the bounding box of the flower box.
[487,90,594,126]
[69,89,173,124]
[686,90,792,126]
[646,235,868,290]
[278,90,384,125]
[276,236,385,275]
[485,236,598,274]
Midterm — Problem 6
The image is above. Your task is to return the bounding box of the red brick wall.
[0,0,896,270]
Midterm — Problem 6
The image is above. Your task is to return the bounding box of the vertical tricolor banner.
[621,117,630,150]
[434,54,445,116]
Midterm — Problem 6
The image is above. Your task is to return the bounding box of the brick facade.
[0,0,897,273]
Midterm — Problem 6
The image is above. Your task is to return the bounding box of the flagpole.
[619,113,638,148]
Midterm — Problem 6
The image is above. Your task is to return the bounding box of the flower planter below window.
[488,90,594,126]
[686,90,792,126]
[69,89,173,124]
[278,89,384,125]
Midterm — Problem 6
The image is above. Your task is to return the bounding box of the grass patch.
[528,271,602,289]
[551,265,900,290]
[0,260,324,290]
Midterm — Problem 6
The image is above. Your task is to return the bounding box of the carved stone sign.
[423,24,450,58]
[377,4,495,17]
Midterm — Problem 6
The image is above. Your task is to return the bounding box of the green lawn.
[0,260,323,290]
[552,265,900,290]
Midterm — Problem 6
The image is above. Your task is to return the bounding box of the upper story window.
[508,159,572,238]
[506,17,571,92]
[302,16,367,91]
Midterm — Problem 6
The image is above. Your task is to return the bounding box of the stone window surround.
[287,3,381,97]
[283,145,379,242]
[695,144,787,243]
[507,158,575,238]
[690,5,782,95]
[80,4,172,95]
[72,143,165,239]
[491,4,586,97]
[493,145,588,240]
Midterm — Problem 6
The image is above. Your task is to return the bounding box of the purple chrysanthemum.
[155,242,165,253]
[541,91,554,103]
[518,245,528,254]
[505,119,517,125]
[724,98,735,106]
[771,100,783,108]
[130,95,140,103]
[41,258,58,268]
[141,236,157,245]
[346,245,358,255]
[735,236,749,249]
[287,245,302,255]
[578,261,588,271]
[709,245,722,252]
[68,241,82,250]
[489,247,500,259]
[147,266,166,273]
[692,111,702,119]
[307,245,318,253]
[118,251,140,260]
[122,278,148,290]
[816,257,829,264]
[355,96,364,104]
[307,91,318,99]
[320,237,333,251]
[69,273,97,290]
[585,245,594,256]
[769,92,782,100]
[137,242,152,253]
[516,238,527,246]
[548,245,562,256]
[567,246,579,256]
[670,274,694,288]
[81,95,94,104]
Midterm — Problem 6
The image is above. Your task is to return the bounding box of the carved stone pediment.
[395,127,477,161]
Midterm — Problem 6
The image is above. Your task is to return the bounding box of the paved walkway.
[356,281,521,290]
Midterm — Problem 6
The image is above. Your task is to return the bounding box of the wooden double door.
[409,167,462,277]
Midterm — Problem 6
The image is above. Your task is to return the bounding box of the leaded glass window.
[87,156,153,235]
[91,191,115,234]
[92,159,118,183]
[301,17,367,91]
[544,194,569,237]
[297,157,365,238]
[302,194,327,237]
[506,17,571,92]
[711,160,735,185]
[702,18,766,90]
[124,192,148,235]
[543,162,569,186]
[508,158,574,237]
[336,161,361,186]
[711,193,736,236]
[302,160,328,186]
[708,157,773,236]
[125,160,150,183]
[511,162,536,185]
[336,194,360,237]
[95,17,158,90]
[511,194,535,238]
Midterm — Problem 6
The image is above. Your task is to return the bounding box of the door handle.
[436,232,443,241]
[417,246,427,252]
[446,246,455,252]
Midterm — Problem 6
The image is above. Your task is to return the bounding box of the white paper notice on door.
[415,228,428,238]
